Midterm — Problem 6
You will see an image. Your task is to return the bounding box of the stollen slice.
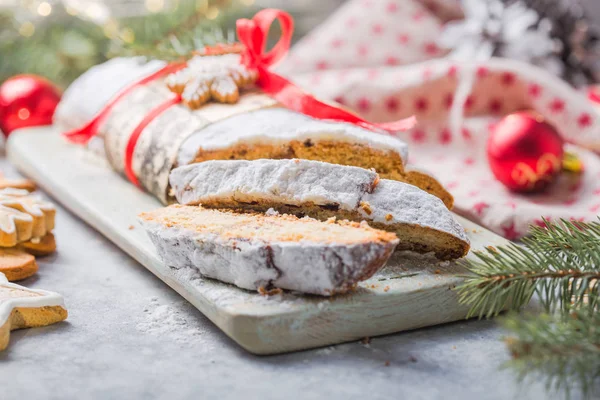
[176,108,453,208]
[170,159,470,260]
[139,205,399,296]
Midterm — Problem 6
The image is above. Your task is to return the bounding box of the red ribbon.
[64,8,415,187]
[124,94,182,186]
[63,63,185,144]
[236,9,416,133]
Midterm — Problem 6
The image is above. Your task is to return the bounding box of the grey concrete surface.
[0,159,569,400]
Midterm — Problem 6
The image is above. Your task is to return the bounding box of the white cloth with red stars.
[277,0,600,240]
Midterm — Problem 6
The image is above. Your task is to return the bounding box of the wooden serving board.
[7,128,509,355]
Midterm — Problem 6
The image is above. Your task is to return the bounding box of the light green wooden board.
[7,128,509,355]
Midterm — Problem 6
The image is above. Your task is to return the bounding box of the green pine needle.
[502,311,600,397]
[457,219,600,396]
[457,219,600,319]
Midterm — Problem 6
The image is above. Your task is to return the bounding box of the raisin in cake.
[139,205,399,295]
[176,108,454,208]
[170,159,469,260]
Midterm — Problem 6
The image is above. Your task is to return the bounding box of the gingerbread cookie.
[0,173,36,192]
[0,189,55,238]
[0,248,38,281]
[0,204,34,247]
[167,54,258,109]
[0,272,67,350]
[19,232,56,257]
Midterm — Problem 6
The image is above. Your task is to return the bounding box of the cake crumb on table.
[384,286,390,292]
[128,225,135,230]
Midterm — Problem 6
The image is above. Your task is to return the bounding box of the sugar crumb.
[258,286,283,296]
[360,201,373,215]
[265,208,279,217]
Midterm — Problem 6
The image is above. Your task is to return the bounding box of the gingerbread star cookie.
[0,248,38,281]
[0,204,34,247]
[165,53,258,109]
[0,272,67,351]
[0,189,55,239]
[19,232,56,257]
[0,173,36,192]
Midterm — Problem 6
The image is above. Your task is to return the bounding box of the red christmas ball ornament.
[0,75,61,137]
[487,112,564,193]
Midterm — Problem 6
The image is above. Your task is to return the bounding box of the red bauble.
[0,75,61,137]
[487,112,564,192]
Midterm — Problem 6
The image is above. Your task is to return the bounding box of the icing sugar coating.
[170,160,469,257]
[0,189,56,217]
[0,205,32,235]
[176,108,409,166]
[139,206,398,295]
[0,273,65,327]
[167,54,259,108]
[0,188,56,239]
[359,179,469,243]
[172,159,377,212]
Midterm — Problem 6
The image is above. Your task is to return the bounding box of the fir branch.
[110,1,252,61]
[457,219,600,318]
[502,311,600,397]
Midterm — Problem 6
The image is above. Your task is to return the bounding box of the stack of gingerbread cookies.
[0,175,57,281]
[0,174,67,351]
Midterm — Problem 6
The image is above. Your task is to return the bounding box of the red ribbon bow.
[236,9,416,133]
[63,9,415,187]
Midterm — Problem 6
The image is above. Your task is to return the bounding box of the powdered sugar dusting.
[177,108,409,166]
[136,296,208,344]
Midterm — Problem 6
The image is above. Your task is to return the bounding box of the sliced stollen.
[139,205,399,296]
[170,159,470,260]
[176,108,454,208]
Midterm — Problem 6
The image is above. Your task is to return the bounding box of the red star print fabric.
[278,0,600,240]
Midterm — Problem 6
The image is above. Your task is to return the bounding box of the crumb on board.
[385,213,393,221]
[384,361,391,367]
[384,286,390,292]
[128,225,135,230]
[434,269,441,275]
[258,287,283,296]
[370,284,377,289]
[486,246,498,253]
